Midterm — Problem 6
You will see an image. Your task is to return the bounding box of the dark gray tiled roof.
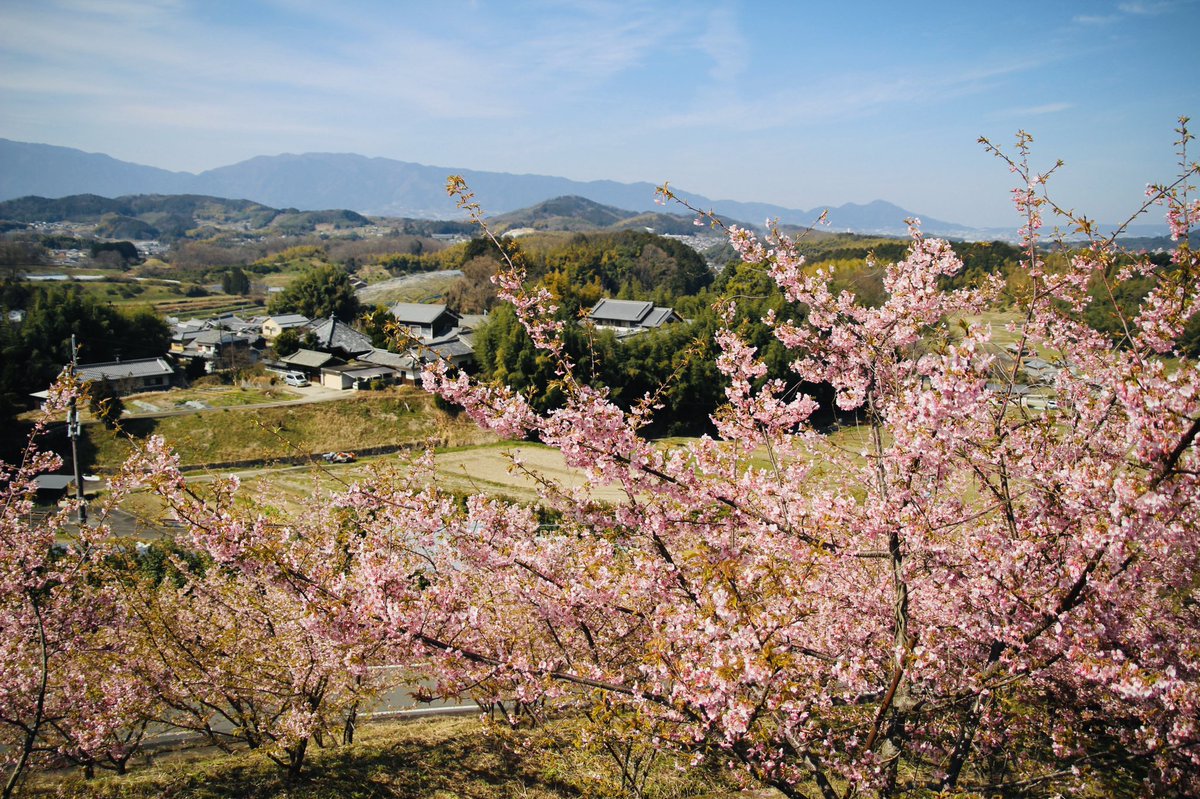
[389,303,453,325]
[281,348,337,368]
[588,299,653,323]
[308,317,373,355]
[77,358,174,381]
[641,307,678,327]
[323,364,396,379]
[588,299,680,329]
[425,336,474,360]
[193,330,254,346]
[359,349,420,369]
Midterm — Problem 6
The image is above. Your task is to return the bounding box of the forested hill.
[488,195,744,235]
[0,192,738,241]
[0,193,372,239]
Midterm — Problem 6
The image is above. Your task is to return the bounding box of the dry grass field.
[25,714,738,799]
[432,443,631,503]
[85,386,498,471]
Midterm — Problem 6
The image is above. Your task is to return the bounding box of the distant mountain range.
[0,138,1169,239]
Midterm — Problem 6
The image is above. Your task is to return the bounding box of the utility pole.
[68,334,87,526]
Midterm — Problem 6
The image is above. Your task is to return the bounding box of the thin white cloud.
[117,101,338,138]
[514,4,681,81]
[653,54,1052,133]
[1072,0,1194,29]
[1117,1,1174,14]
[696,5,748,83]
[1003,102,1073,117]
[0,70,124,97]
[0,1,519,120]
[52,0,185,19]
[0,0,717,131]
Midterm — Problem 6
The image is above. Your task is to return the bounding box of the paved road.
[140,681,480,752]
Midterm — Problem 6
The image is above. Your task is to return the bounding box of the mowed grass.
[27,714,736,799]
[85,387,499,470]
[957,309,1027,349]
[24,385,297,424]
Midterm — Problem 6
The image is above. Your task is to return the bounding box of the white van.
[283,371,310,387]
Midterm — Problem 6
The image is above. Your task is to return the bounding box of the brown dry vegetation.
[27,715,739,799]
[85,387,499,470]
[432,443,630,503]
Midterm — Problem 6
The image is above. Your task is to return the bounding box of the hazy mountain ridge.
[0,139,1169,239]
[0,139,950,236]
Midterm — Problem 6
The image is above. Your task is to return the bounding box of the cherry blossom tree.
[414,131,1198,796]
[117,125,1199,797]
[0,379,148,797]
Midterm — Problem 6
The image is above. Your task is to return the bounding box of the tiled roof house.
[586,299,682,332]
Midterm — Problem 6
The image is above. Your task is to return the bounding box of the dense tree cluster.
[417,155,1200,796]
[220,266,250,295]
[0,283,169,435]
[1,411,398,795]
[266,264,360,321]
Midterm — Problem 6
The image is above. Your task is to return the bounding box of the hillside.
[0,193,372,239]
[84,386,496,472]
[1,191,736,242]
[489,194,733,236]
[491,195,636,232]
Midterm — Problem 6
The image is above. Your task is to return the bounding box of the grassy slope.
[30,715,736,799]
[85,387,498,470]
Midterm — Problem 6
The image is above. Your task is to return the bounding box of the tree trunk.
[342,702,358,746]
[286,737,309,782]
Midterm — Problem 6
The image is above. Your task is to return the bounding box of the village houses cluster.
[73,298,685,397]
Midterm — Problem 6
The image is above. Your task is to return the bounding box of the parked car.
[284,371,310,387]
[322,451,356,464]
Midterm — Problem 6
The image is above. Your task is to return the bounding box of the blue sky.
[1,0,1197,227]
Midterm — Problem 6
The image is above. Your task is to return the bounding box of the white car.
[283,372,310,387]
